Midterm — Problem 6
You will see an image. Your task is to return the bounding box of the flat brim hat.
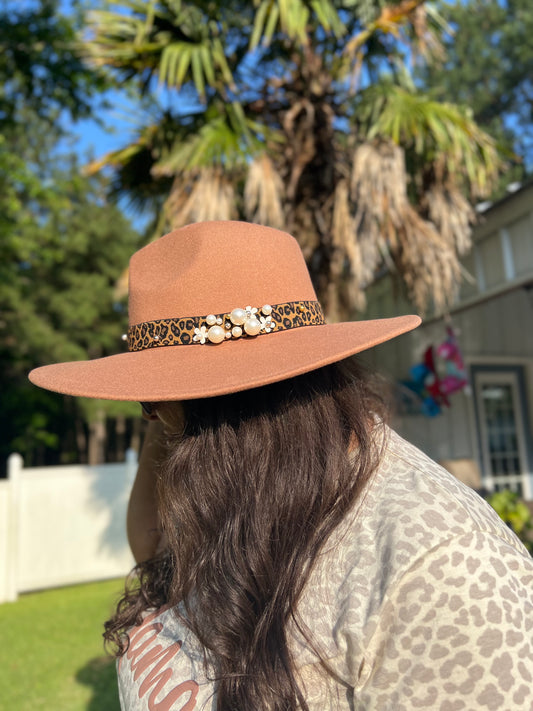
[29,221,421,401]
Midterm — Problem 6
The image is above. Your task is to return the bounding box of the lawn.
[0,578,125,711]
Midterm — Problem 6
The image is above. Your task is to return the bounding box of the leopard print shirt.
[117,428,533,711]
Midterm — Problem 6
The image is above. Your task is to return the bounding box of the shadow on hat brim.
[29,315,421,401]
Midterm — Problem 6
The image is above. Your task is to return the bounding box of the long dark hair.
[105,357,388,710]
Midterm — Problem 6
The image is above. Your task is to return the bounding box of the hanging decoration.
[400,325,468,417]
[436,326,469,397]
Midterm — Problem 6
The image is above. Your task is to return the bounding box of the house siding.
[361,184,533,499]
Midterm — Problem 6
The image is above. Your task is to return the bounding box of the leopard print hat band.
[127,300,325,352]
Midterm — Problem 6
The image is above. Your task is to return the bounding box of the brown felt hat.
[29,221,421,401]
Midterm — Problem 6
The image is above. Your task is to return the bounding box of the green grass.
[0,579,125,711]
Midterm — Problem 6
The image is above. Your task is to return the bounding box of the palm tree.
[83,0,500,320]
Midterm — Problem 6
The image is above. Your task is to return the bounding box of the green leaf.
[264,3,280,45]
[200,44,215,86]
[191,47,206,98]
[175,45,192,86]
[212,38,234,87]
[250,0,271,49]
[310,0,345,36]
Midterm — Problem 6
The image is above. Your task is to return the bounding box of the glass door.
[473,368,532,499]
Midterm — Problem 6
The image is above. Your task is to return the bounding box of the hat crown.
[128,221,317,325]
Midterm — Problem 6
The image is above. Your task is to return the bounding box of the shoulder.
[361,426,527,562]
[309,429,533,699]
[351,529,533,709]
[306,427,533,657]
[338,426,531,601]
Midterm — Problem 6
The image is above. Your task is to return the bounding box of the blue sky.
[60,89,140,162]
[54,1,183,231]
[58,88,154,230]
[59,87,158,233]
[56,1,140,166]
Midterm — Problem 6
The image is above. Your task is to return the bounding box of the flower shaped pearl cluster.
[193,304,275,345]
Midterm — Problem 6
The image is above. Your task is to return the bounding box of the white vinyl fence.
[0,451,138,604]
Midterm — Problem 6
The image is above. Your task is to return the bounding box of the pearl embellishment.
[207,325,226,344]
[196,303,279,344]
[230,308,246,325]
[244,317,261,336]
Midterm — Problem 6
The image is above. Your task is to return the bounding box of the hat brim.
[29,315,421,401]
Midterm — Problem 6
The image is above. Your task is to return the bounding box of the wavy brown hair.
[104,357,388,710]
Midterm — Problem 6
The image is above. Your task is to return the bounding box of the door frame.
[470,363,533,499]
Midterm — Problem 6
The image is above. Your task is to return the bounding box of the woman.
[30,221,533,711]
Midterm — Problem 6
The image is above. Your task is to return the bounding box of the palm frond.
[156,36,233,98]
[359,84,501,198]
[350,139,462,313]
[250,0,344,48]
[84,3,234,98]
[350,141,401,290]
[398,210,462,314]
[152,106,264,176]
[165,168,237,227]
[84,115,164,176]
[345,0,427,58]
[351,139,409,249]
[331,178,367,312]
[83,122,168,207]
[424,184,474,255]
[244,155,285,229]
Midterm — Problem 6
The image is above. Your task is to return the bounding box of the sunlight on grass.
[0,579,124,711]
